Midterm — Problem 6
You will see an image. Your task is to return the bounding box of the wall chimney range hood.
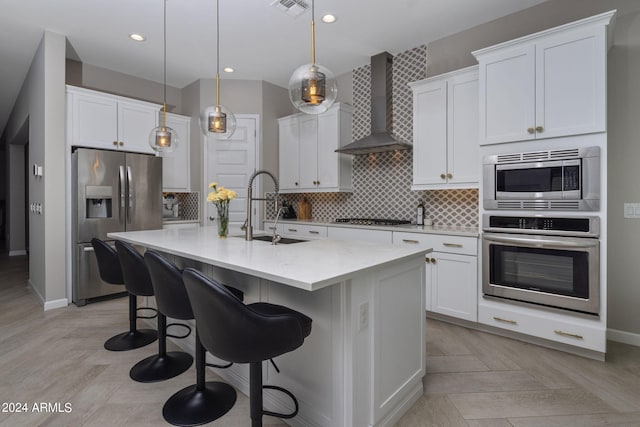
[336,52,412,155]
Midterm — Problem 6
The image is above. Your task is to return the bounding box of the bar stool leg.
[162,328,237,426]
[250,361,263,427]
[104,294,157,351]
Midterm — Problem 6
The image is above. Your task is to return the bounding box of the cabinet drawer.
[393,232,477,256]
[327,227,392,244]
[281,224,327,239]
[478,301,605,352]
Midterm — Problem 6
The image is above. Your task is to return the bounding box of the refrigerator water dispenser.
[85,185,112,218]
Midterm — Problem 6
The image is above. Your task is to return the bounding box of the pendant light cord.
[310,0,316,64]
[215,0,221,107]
[162,0,167,128]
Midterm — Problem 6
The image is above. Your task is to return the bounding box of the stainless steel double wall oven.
[481,146,602,315]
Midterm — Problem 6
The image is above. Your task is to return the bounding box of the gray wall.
[3,31,67,304]
[427,0,640,338]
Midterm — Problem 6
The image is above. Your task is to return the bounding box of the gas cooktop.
[334,218,412,226]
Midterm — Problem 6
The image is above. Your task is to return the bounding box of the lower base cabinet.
[429,251,477,322]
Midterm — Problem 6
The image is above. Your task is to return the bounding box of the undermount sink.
[249,235,307,244]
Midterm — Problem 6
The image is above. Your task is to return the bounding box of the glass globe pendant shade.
[148,125,179,154]
[200,104,236,140]
[289,62,337,114]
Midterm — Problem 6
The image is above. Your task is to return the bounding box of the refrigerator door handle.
[127,165,133,224]
[119,166,126,223]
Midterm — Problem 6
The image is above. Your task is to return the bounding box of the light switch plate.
[624,203,640,218]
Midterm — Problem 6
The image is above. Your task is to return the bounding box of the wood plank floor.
[1,250,639,426]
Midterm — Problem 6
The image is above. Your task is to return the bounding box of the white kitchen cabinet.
[278,103,353,193]
[280,223,327,239]
[67,86,159,154]
[409,66,479,190]
[327,227,392,244]
[393,231,478,321]
[161,112,191,192]
[473,11,615,145]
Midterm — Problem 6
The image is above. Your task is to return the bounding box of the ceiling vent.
[270,0,309,17]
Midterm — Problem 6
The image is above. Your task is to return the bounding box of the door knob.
[527,127,535,134]
[209,216,215,221]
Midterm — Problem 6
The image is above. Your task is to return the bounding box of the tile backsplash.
[271,44,478,228]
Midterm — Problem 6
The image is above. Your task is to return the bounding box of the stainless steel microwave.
[483,146,600,211]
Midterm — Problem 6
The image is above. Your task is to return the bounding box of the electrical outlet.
[359,302,369,331]
[624,203,640,218]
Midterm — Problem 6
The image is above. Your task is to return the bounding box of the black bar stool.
[160,262,245,427]
[92,238,157,351]
[182,268,312,427]
[127,250,194,383]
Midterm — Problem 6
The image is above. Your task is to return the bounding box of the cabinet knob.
[440,173,446,179]
[316,180,320,185]
[208,216,215,221]
[446,173,452,179]
[431,258,436,264]
[425,258,431,263]
[527,127,535,134]
[119,141,124,146]
[112,141,118,146]
[535,126,544,133]
[295,182,299,186]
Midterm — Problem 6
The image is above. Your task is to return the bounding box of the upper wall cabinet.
[409,66,479,190]
[278,103,353,193]
[472,10,616,146]
[66,86,159,154]
[161,112,191,192]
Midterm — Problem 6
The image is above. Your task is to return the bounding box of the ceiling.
[0,0,549,138]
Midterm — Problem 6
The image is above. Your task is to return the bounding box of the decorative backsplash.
[164,192,199,221]
[270,45,479,228]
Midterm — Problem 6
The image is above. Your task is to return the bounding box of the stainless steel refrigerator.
[72,147,162,306]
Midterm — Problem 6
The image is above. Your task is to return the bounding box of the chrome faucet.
[242,170,279,241]
[271,206,284,245]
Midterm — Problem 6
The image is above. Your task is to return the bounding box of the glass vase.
[216,203,229,238]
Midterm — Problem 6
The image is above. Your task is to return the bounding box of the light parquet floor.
[1,249,639,426]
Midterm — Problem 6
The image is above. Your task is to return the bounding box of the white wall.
[3,31,67,307]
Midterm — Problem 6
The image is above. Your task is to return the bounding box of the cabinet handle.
[527,127,535,134]
[493,316,517,325]
[308,230,319,234]
[402,239,419,244]
[443,242,463,248]
[316,180,320,185]
[112,141,118,146]
[268,226,276,231]
[447,173,452,179]
[431,258,436,264]
[287,228,298,232]
[536,126,544,133]
[208,216,215,221]
[119,141,124,146]
[440,173,446,179]
[554,330,583,340]
[425,258,431,263]
[295,182,299,186]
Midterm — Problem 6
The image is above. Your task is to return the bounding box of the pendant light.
[149,0,179,154]
[288,0,337,114]
[200,0,236,139]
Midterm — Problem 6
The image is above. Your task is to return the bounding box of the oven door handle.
[483,233,598,249]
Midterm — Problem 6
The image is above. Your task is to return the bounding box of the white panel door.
[205,116,257,229]
[117,100,158,154]
[536,27,606,139]
[413,79,447,186]
[431,252,478,322]
[71,92,118,150]
[447,71,479,185]
[479,45,535,145]
[298,114,318,190]
[316,107,339,189]
[278,116,300,191]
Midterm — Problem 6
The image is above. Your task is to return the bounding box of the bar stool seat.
[92,238,157,351]
[182,268,312,427]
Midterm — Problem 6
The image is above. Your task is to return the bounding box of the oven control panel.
[483,215,599,237]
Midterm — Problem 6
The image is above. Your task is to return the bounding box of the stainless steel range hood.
[336,52,412,155]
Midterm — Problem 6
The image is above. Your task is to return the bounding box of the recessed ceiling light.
[321,14,336,24]
[129,33,146,42]
[223,67,234,73]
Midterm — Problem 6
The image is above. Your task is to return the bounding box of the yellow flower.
[207,192,220,202]
[227,190,237,199]
[208,182,217,189]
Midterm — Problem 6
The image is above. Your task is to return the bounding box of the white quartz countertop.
[108,226,431,292]
[265,219,479,237]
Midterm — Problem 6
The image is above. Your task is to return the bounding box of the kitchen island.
[108,226,430,427]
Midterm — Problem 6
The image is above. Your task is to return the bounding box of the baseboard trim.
[44,298,69,311]
[9,249,27,256]
[607,328,640,347]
